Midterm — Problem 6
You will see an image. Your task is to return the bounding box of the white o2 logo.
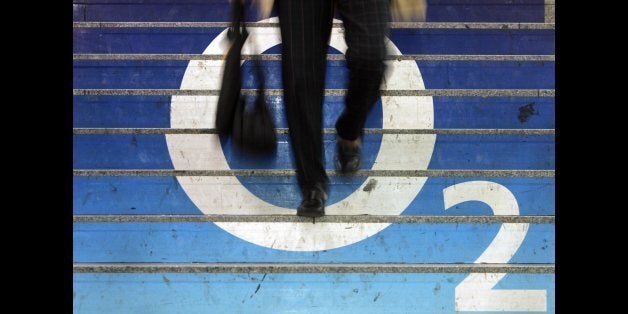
[165,17,436,251]
[165,17,547,311]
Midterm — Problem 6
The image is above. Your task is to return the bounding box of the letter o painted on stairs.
[166,18,435,251]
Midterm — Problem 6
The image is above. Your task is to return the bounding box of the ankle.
[302,183,327,199]
[337,135,361,146]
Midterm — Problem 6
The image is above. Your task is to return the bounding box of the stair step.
[74,262,554,274]
[73,22,555,29]
[73,88,556,97]
[73,214,554,223]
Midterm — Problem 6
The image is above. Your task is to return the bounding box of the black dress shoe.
[336,137,361,174]
[297,187,327,217]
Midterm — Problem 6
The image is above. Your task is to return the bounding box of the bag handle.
[228,0,247,40]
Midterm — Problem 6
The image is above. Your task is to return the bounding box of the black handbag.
[231,86,277,155]
[215,0,276,155]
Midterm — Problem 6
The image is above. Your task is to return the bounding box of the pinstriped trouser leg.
[278,0,389,195]
[335,0,390,141]
[278,0,334,194]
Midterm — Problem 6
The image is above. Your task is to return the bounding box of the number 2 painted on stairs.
[443,181,547,312]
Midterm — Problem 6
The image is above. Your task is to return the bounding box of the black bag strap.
[215,0,249,134]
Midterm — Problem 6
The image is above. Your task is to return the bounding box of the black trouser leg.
[335,0,390,141]
[278,0,334,194]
